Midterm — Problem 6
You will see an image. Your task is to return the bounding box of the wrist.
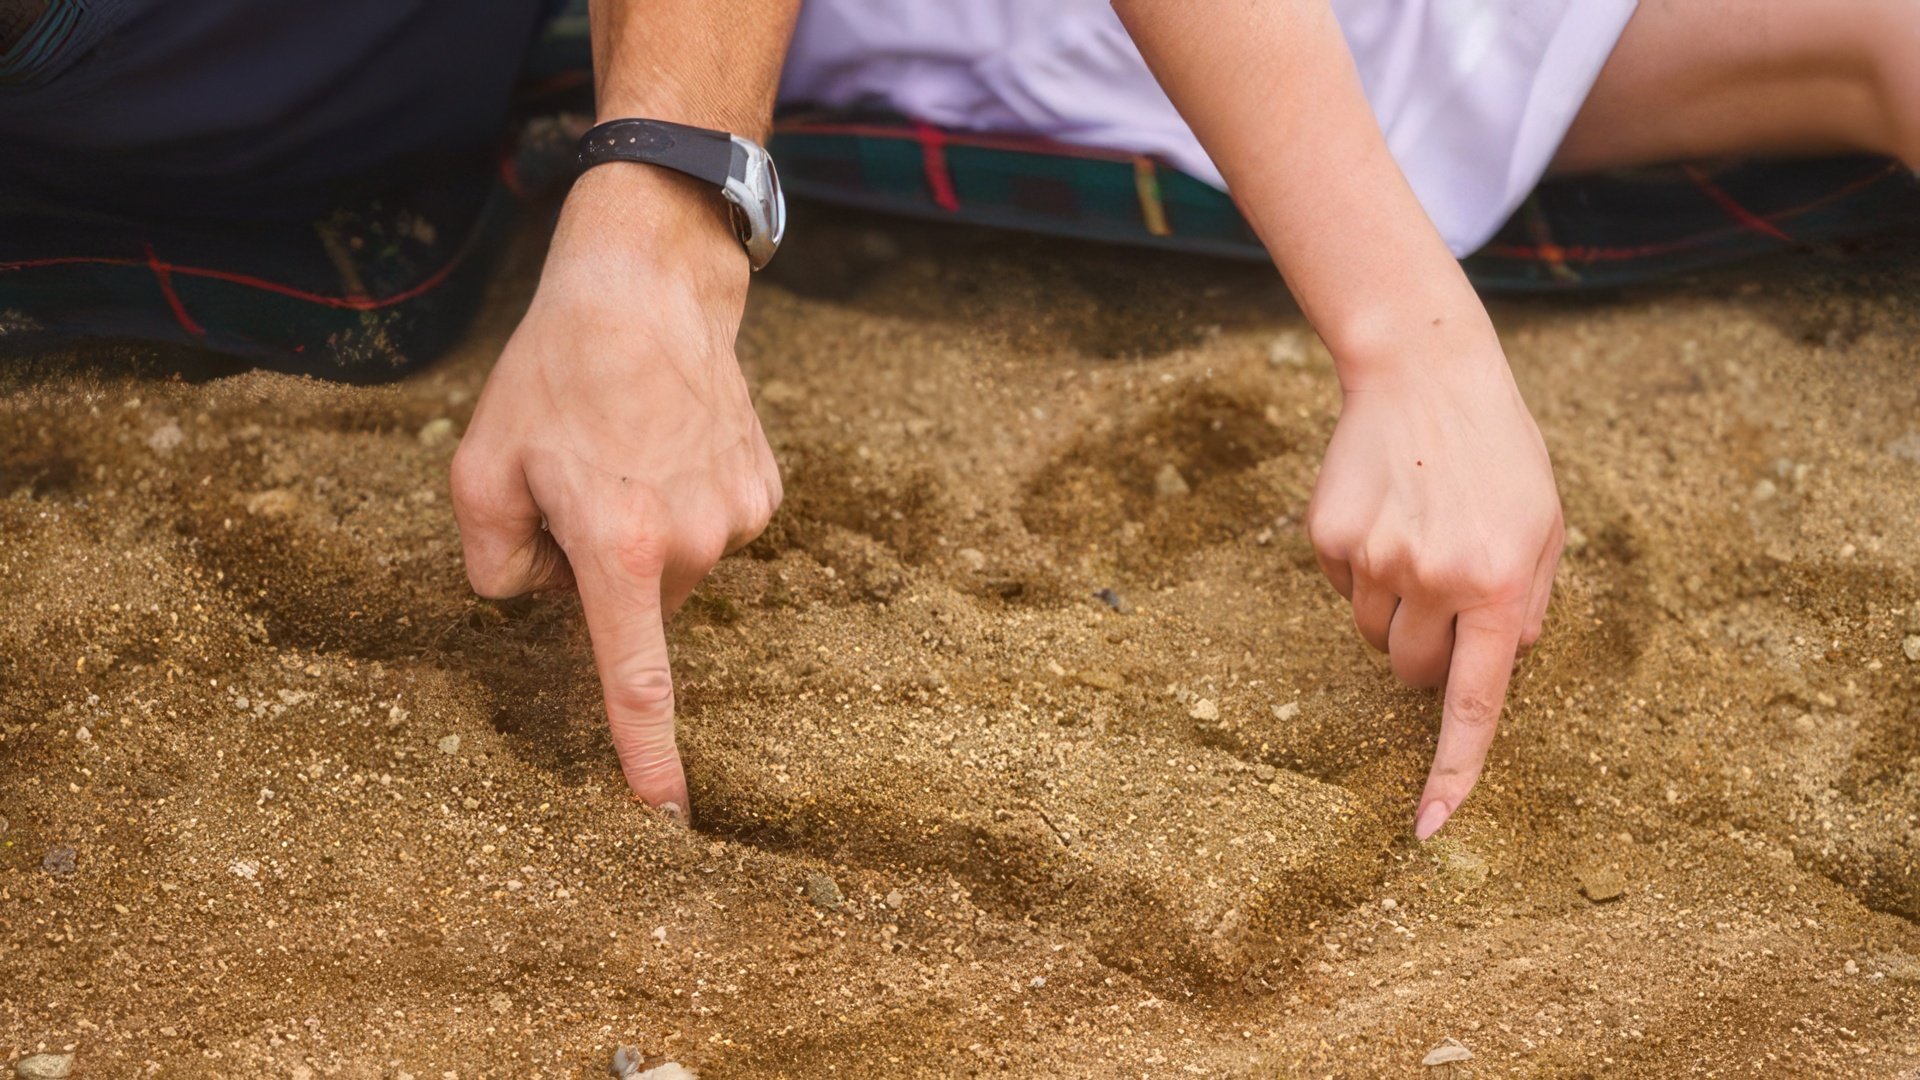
[1318,292,1505,394]
[542,163,751,301]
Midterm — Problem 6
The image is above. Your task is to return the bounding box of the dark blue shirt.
[0,0,550,220]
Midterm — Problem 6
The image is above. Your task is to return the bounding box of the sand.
[2,205,1918,1077]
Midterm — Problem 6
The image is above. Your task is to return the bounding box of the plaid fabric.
[5,19,1918,376]
[0,167,521,379]
[772,113,1920,291]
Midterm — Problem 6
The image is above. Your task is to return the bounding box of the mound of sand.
[3,209,1918,1076]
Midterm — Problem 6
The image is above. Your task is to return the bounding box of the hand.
[1306,323,1563,840]
[450,166,781,822]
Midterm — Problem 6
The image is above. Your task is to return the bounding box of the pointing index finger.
[573,540,691,822]
[1414,609,1523,840]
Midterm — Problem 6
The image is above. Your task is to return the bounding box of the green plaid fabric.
[772,113,1920,292]
[5,22,1918,377]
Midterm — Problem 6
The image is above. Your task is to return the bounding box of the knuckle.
[1305,502,1354,551]
[689,523,731,570]
[447,451,497,517]
[607,665,675,719]
[1448,689,1502,730]
[736,480,777,534]
[1354,540,1407,581]
[606,528,672,580]
[1429,551,1530,602]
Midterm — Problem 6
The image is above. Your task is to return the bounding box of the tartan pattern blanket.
[4,101,1917,377]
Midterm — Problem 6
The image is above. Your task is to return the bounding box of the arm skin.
[451,0,800,823]
[1113,1,1566,839]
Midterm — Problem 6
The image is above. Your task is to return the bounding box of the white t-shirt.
[780,0,1638,256]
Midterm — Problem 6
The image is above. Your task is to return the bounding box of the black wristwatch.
[577,118,786,270]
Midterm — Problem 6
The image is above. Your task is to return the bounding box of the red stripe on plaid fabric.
[1683,165,1795,244]
[1484,162,1902,263]
[1519,196,1579,285]
[144,243,205,337]
[1,233,479,311]
[497,153,531,200]
[913,121,961,212]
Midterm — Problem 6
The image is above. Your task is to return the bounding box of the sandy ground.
[3,206,1919,1078]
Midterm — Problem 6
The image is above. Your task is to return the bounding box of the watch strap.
[577,118,737,188]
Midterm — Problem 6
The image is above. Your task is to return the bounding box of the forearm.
[589,0,798,136]
[1112,0,1494,389]
[550,0,801,290]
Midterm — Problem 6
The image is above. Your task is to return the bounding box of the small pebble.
[1844,959,1860,975]
[417,417,457,448]
[146,422,184,453]
[1421,1038,1472,1067]
[758,378,805,405]
[1267,331,1308,368]
[41,846,76,877]
[1092,588,1133,614]
[1578,865,1626,903]
[1153,463,1191,498]
[489,993,512,1014]
[1903,635,1920,663]
[955,547,987,572]
[1271,701,1300,722]
[437,734,462,755]
[244,488,299,518]
[13,1053,75,1079]
[806,872,845,911]
[610,1047,698,1080]
[1076,669,1125,692]
[1380,897,1398,911]
[1188,698,1220,722]
[884,889,905,909]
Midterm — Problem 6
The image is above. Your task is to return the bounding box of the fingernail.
[1414,800,1452,841]
[656,800,686,826]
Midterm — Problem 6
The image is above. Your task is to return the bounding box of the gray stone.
[1421,1038,1472,1067]
[40,846,75,877]
[805,872,845,911]
[437,734,462,755]
[611,1047,698,1080]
